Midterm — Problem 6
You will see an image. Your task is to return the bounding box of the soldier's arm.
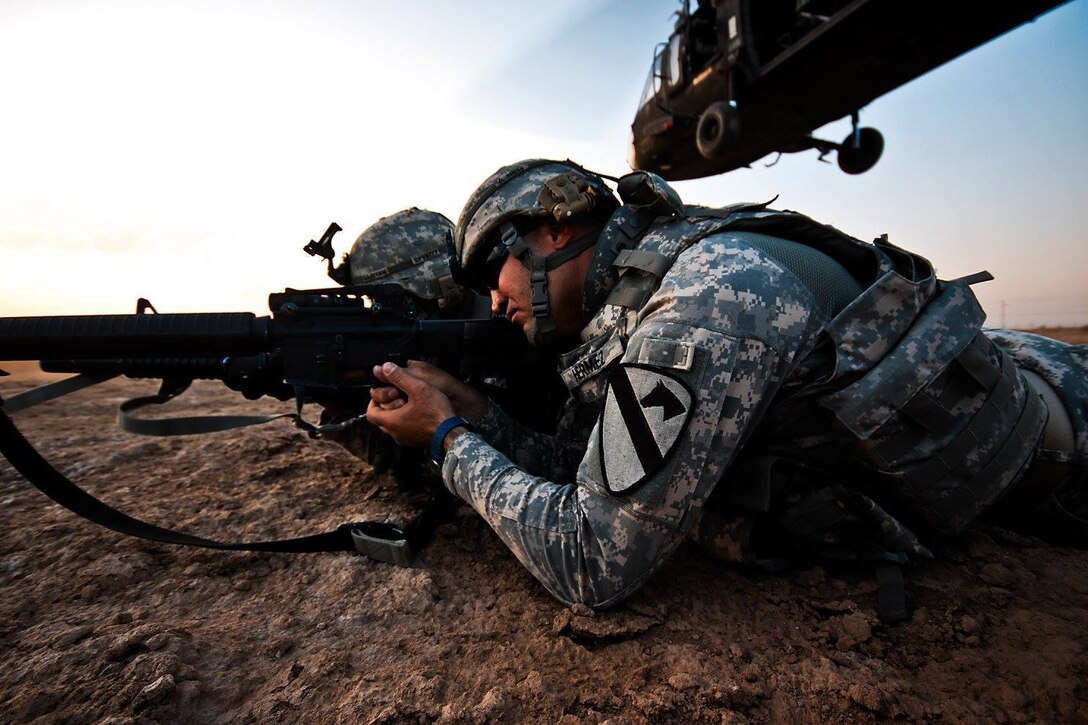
[472,401,586,483]
[442,240,824,606]
[376,360,585,481]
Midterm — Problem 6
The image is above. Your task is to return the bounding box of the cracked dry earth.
[1,328,1086,723]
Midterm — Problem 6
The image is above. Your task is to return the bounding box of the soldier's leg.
[986,330,1088,540]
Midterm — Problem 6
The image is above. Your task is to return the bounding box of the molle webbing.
[614,249,672,278]
[604,249,672,310]
[926,382,1045,533]
[582,206,660,318]
[905,337,1047,533]
[865,334,1048,535]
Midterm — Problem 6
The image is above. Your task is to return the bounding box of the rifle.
[0,282,533,563]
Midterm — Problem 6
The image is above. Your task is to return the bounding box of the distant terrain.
[0,327,1084,722]
[1026,326,1088,344]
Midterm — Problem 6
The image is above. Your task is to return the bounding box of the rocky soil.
[1,328,1086,723]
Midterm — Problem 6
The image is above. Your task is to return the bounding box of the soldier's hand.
[369,383,407,410]
[367,362,456,447]
[399,360,488,423]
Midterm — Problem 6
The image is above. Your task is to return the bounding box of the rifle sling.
[118,391,296,436]
[0,404,444,563]
[119,384,369,439]
[4,373,118,414]
[2,374,287,436]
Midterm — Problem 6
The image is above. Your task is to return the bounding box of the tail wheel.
[837,127,884,174]
[695,101,741,159]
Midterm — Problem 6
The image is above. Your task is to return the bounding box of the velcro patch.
[600,364,694,495]
[636,337,695,371]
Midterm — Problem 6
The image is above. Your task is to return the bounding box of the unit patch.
[599,364,694,495]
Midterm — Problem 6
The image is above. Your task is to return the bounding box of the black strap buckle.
[347,521,412,566]
[875,563,910,624]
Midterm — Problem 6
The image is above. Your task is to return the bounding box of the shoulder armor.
[616,172,684,219]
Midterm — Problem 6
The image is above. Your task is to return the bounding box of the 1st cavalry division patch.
[599,364,693,495]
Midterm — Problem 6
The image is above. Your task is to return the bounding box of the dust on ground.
[0,329,1085,723]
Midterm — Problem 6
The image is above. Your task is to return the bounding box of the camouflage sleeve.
[442,237,824,606]
[985,328,1088,452]
[472,400,585,482]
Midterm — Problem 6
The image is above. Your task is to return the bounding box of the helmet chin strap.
[499,222,600,348]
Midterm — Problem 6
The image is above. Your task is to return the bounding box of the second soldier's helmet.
[452,159,618,294]
[347,208,464,309]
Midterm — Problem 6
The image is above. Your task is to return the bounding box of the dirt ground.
[1,328,1086,723]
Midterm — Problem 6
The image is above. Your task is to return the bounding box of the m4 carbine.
[0,282,529,411]
[0,283,533,562]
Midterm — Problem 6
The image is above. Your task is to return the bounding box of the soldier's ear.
[546,221,578,250]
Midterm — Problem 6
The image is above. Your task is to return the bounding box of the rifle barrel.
[0,313,271,361]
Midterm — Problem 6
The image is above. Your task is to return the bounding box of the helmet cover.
[347,208,462,305]
[454,159,617,288]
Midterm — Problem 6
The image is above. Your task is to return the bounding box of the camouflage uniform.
[320,208,463,482]
[341,208,465,310]
[985,330,1088,540]
[324,208,567,480]
[444,164,1085,607]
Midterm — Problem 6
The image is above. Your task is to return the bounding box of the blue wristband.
[430,416,471,466]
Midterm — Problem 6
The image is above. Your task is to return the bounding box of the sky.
[0,0,1085,328]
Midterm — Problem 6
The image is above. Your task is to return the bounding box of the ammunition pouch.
[823,289,1049,536]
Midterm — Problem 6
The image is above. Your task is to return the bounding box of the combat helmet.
[346,208,464,309]
[452,159,619,346]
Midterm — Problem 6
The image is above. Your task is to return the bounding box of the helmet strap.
[500,222,601,347]
[528,253,560,345]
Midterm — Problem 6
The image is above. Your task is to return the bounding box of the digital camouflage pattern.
[442,173,1086,607]
[325,208,463,476]
[347,208,462,307]
[987,329,1088,453]
[444,224,829,605]
[986,329,1088,536]
[330,205,572,472]
[454,160,617,279]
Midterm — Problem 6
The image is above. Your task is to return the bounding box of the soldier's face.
[490,223,591,347]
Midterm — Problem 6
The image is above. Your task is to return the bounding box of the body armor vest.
[570,202,1047,540]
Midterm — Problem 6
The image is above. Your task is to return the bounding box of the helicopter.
[630,0,1071,180]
